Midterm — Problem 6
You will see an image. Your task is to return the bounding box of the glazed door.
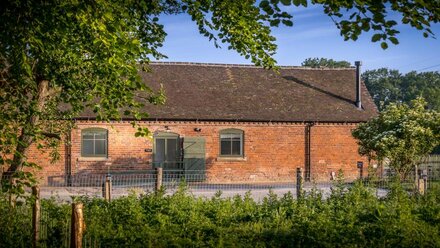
[154,133,181,170]
[183,137,206,181]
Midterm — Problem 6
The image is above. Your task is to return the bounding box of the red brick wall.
[28,120,368,183]
[26,140,66,185]
[310,124,368,181]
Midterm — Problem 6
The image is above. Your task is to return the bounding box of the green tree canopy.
[301,58,351,68]
[352,98,440,179]
[362,69,440,111]
[1,1,172,186]
[1,0,439,190]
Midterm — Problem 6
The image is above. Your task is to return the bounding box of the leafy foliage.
[313,0,439,47]
[2,183,440,247]
[363,68,440,111]
[301,57,351,68]
[352,98,440,179]
[0,1,171,185]
[260,0,439,47]
[183,0,289,68]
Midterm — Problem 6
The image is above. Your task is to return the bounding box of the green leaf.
[280,0,291,6]
[259,0,270,8]
[300,0,308,7]
[270,19,280,26]
[389,37,399,45]
[282,20,293,26]
[132,39,140,45]
[381,42,388,49]
[292,0,301,6]
[372,33,382,42]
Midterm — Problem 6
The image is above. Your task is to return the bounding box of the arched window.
[81,128,108,157]
[219,129,244,157]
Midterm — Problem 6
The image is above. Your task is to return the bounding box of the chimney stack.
[355,61,362,109]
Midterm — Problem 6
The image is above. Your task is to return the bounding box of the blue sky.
[156,5,440,73]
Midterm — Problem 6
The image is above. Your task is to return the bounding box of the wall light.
[194,127,201,132]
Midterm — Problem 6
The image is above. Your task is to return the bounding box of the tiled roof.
[82,62,378,122]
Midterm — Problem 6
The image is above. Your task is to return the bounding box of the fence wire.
[2,168,439,202]
[1,154,439,201]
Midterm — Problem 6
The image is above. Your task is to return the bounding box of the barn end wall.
[27,120,368,184]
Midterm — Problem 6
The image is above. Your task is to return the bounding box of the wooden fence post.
[9,193,15,208]
[296,168,303,199]
[104,175,112,202]
[418,178,426,195]
[418,171,428,195]
[70,202,85,248]
[423,175,428,194]
[156,167,163,192]
[32,186,40,248]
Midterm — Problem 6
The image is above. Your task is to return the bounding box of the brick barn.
[30,62,377,184]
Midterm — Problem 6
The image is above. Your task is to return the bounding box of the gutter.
[73,117,367,124]
[305,122,315,182]
[65,130,72,186]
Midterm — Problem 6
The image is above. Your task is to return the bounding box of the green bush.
[1,183,440,247]
[0,195,33,247]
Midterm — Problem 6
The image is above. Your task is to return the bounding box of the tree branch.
[41,132,61,140]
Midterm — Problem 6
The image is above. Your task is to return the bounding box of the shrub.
[1,183,440,247]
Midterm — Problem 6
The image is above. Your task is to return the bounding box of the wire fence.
[39,208,71,248]
[2,166,439,202]
[0,154,439,201]
[38,170,300,201]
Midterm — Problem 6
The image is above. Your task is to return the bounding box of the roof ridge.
[148,61,356,70]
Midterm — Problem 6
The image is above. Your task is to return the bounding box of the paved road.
[39,183,388,202]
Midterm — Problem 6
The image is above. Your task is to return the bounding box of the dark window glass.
[81,129,108,157]
[221,140,231,155]
[82,140,94,156]
[82,134,94,140]
[155,139,166,162]
[95,133,107,140]
[231,140,241,155]
[220,131,243,156]
[95,140,106,155]
[154,133,180,169]
[167,139,178,161]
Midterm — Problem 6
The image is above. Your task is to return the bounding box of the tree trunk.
[2,80,49,180]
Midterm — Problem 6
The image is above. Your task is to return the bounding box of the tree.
[1,0,439,190]
[0,1,171,188]
[362,68,404,110]
[362,69,440,111]
[259,0,439,49]
[402,71,440,111]
[352,98,440,180]
[301,58,351,68]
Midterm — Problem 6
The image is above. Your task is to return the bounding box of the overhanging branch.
[41,132,61,140]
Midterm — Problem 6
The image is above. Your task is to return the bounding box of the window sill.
[216,156,247,162]
[77,157,111,162]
